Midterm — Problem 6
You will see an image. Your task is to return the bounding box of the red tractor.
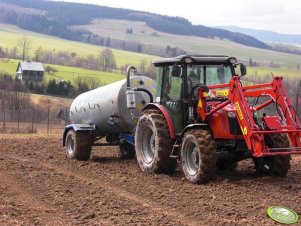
[134,55,301,183]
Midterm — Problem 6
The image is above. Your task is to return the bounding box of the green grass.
[0,58,124,85]
[247,67,301,79]
[0,23,155,67]
[0,58,18,74]
[44,64,124,85]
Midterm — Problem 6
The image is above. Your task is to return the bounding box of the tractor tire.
[253,134,291,177]
[65,130,92,161]
[216,160,238,172]
[181,129,217,184]
[135,109,177,174]
[119,143,135,159]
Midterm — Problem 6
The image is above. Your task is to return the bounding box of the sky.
[54,0,301,35]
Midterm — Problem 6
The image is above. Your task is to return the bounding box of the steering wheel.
[191,84,209,100]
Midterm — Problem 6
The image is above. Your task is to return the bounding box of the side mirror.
[240,63,247,76]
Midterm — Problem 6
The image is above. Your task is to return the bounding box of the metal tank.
[69,72,156,136]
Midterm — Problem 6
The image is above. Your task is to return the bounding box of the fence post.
[1,91,6,133]
[47,106,50,135]
[31,108,35,133]
[17,109,20,133]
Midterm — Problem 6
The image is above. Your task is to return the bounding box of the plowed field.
[0,136,300,225]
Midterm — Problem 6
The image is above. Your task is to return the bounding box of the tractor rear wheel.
[253,134,291,177]
[135,109,177,174]
[65,130,92,161]
[181,129,217,184]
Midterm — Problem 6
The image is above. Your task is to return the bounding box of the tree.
[16,36,32,61]
[137,44,142,53]
[34,46,42,62]
[71,52,77,59]
[105,37,111,47]
[126,28,133,34]
[46,79,57,94]
[99,48,116,72]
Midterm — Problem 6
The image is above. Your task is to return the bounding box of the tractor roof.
[152,55,236,66]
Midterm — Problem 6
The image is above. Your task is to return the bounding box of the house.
[16,61,44,85]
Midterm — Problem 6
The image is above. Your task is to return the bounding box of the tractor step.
[170,144,180,158]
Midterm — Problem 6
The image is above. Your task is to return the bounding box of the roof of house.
[17,61,44,72]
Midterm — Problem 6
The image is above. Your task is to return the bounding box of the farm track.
[0,136,301,225]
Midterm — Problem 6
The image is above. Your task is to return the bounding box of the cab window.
[162,65,182,101]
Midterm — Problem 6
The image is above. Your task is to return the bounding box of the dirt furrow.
[6,153,199,226]
[0,170,69,226]
[1,136,301,225]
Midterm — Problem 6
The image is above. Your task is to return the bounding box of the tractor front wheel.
[135,109,177,174]
[65,130,92,161]
[253,134,291,177]
[181,129,217,184]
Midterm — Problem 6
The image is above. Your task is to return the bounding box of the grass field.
[0,58,125,85]
[0,23,155,67]
[0,22,300,86]
[248,67,301,79]
[74,19,301,69]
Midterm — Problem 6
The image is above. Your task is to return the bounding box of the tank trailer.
[63,55,301,184]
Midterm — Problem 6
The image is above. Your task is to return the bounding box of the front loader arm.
[197,76,301,157]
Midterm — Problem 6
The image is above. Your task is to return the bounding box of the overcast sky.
[54,0,301,34]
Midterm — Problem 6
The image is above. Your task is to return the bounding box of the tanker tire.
[181,129,217,184]
[135,109,177,174]
[119,143,135,159]
[253,134,291,177]
[65,130,92,161]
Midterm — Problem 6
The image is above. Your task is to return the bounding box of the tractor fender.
[179,124,210,141]
[62,124,95,146]
[143,103,175,139]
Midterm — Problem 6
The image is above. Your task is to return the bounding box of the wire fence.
[0,107,69,134]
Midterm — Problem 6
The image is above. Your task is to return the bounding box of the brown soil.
[0,136,300,225]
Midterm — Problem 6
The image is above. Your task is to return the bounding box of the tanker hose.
[126,66,137,88]
[134,88,154,103]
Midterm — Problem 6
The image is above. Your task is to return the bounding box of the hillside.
[0,0,269,50]
[73,19,301,68]
[0,23,155,67]
[217,26,301,45]
[1,22,301,70]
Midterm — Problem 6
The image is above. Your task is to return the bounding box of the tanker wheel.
[216,160,238,172]
[119,143,135,159]
[135,109,177,174]
[181,129,217,184]
[253,134,291,177]
[65,130,92,161]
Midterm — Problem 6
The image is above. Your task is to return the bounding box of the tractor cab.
[152,55,246,135]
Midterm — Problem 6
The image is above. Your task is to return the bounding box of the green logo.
[267,206,298,224]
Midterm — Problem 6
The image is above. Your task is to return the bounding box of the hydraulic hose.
[126,66,136,88]
[134,88,154,103]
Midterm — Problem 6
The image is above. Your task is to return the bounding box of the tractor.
[134,55,301,183]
